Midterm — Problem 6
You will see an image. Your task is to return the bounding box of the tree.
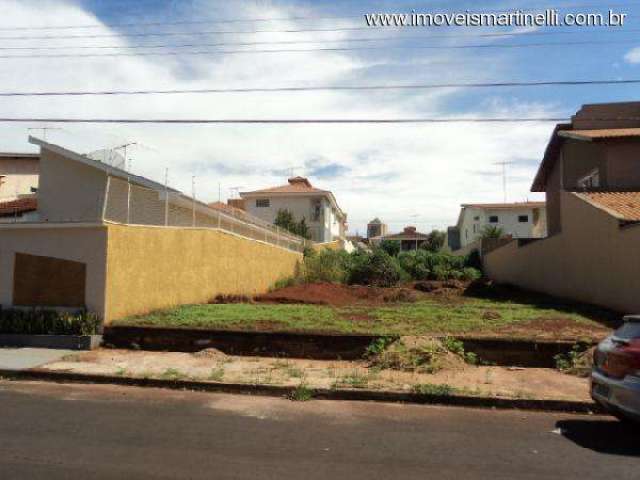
[274,209,311,239]
[421,229,445,252]
[481,225,505,239]
[379,239,400,257]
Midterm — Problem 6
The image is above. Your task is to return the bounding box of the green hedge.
[0,309,100,335]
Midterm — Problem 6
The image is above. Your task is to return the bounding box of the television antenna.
[493,161,514,202]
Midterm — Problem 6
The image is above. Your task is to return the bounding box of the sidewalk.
[4,347,597,412]
[0,348,74,371]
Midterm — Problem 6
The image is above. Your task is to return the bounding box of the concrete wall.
[0,224,108,315]
[38,149,107,222]
[484,191,640,314]
[104,224,302,322]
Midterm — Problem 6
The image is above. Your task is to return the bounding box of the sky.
[0,0,639,235]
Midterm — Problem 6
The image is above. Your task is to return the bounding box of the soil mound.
[368,336,467,373]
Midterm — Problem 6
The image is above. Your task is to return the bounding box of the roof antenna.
[493,161,513,203]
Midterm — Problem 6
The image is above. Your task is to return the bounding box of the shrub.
[461,267,481,281]
[348,249,402,287]
[302,249,351,283]
[0,309,100,335]
[379,240,401,257]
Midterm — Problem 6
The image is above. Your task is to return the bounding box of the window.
[489,215,499,223]
[518,215,529,223]
[255,199,270,208]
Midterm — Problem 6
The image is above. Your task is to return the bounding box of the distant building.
[370,226,430,252]
[447,202,547,251]
[366,217,388,239]
[0,152,39,199]
[239,176,347,243]
[0,152,40,222]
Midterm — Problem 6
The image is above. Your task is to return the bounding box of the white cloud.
[624,46,640,64]
[0,0,553,234]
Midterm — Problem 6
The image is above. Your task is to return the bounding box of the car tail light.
[604,338,640,379]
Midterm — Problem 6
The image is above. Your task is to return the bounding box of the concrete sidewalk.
[0,348,73,371]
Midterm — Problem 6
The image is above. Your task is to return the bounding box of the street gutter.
[0,367,604,414]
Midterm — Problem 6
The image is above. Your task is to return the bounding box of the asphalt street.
[0,380,637,479]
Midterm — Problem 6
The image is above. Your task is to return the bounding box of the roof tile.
[575,191,640,222]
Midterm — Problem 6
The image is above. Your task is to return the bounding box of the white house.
[239,176,348,243]
[448,201,547,251]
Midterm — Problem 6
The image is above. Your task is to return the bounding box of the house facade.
[448,202,547,251]
[484,101,640,314]
[240,176,348,243]
[370,226,430,252]
[0,137,303,324]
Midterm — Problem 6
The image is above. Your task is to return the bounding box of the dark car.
[591,315,640,422]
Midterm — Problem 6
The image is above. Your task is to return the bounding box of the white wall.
[0,158,39,200]
[459,206,547,247]
[242,194,335,242]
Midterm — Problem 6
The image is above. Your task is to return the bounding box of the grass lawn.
[113,296,614,339]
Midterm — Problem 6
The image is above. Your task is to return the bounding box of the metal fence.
[102,176,305,253]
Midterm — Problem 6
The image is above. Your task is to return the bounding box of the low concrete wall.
[484,191,640,314]
[104,224,302,323]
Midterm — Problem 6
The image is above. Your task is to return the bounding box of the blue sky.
[1,0,639,234]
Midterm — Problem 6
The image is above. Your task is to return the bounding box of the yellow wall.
[313,240,342,251]
[484,191,640,314]
[104,224,302,323]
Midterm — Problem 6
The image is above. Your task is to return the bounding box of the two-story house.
[483,101,640,314]
[0,152,40,222]
[447,201,547,251]
[239,176,348,243]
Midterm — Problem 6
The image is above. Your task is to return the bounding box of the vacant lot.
[114,283,616,340]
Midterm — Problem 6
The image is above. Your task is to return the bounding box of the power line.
[0,117,574,124]
[0,27,638,52]
[0,79,638,97]
[0,0,634,31]
[0,38,634,59]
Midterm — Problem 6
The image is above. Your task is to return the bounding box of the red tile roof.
[558,128,640,141]
[575,191,640,222]
[462,202,545,210]
[0,197,37,217]
[242,176,329,195]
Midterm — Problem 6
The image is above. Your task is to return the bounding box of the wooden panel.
[13,252,86,307]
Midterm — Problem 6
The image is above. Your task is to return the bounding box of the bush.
[302,249,351,284]
[0,309,100,335]
[461,267,481,281]
[379,240,400,257]
[348,249,402,287]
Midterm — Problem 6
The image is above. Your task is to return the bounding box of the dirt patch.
[492,318,610,341]
[255,283,418,306]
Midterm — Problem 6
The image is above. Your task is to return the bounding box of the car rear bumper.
[591,369,640,421]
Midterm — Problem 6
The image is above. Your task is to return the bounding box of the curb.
[0,368,603,414]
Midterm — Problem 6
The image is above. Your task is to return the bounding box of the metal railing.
[102,176,305,253]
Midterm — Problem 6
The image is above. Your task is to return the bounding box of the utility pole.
[192,176,196,227]
[164,168,169,226]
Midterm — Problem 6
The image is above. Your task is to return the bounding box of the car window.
[614,322,640,340]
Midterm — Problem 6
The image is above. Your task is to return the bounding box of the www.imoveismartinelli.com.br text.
[364,9,627,28]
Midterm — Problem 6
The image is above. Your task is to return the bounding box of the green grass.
[114,297,608,337]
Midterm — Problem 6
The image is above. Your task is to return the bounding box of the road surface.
[0,380,637,479]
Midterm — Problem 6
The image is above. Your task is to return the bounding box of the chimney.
[288,176,312,187]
